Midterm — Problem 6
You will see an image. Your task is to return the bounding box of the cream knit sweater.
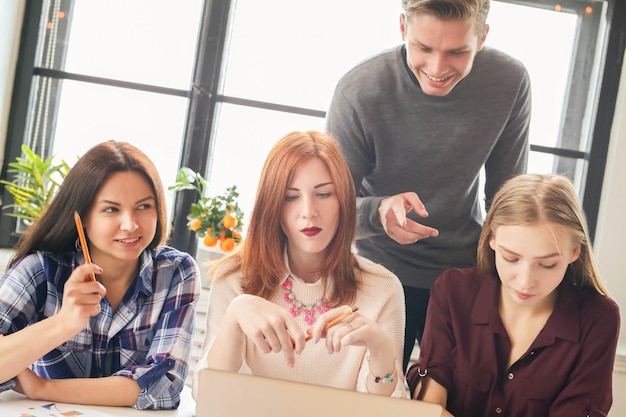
[193,254,406,398]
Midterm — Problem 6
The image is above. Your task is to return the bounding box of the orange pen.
[74,211,96,281]
[305,306,359,342]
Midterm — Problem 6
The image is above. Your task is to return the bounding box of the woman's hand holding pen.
[310,306,389,355]
[313,306,398,395]
[0,263,105,384]
[58,263,106,334]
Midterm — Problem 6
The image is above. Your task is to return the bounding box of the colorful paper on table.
[1,400,116,417]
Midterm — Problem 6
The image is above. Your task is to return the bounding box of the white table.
[0,385,196,416]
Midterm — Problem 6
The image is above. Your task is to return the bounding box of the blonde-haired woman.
[407,173,620,417]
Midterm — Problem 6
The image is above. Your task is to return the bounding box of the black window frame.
[1,0,624,254]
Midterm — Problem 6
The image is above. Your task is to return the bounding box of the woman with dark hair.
[0,140,200,409]
[407,173,620,417]
[194,131,406,398]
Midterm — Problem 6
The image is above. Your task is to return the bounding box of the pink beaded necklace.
[282,277,328,325]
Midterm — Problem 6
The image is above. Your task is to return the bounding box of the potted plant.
[168,167,244,252]
[0,144,70,226]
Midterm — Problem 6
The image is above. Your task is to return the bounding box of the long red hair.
[210,131,359,306]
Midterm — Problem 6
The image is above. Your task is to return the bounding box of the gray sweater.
[326,45,531,288]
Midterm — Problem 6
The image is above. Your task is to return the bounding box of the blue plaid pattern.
[0,246,200,409]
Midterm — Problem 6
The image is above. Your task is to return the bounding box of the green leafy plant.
[0,144,70,224]
[168,167,244,252]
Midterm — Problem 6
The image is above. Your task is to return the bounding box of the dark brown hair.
[9,140,167,268]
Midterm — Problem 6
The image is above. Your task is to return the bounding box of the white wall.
[0,0,25,168]
[594,53,626,417]
[596,46,626,356]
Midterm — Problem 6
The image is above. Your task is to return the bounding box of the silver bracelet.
[366,355,396,384]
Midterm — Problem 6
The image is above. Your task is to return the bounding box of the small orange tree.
[169,167,244,251]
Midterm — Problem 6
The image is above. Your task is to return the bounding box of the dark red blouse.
[407,267,620,417]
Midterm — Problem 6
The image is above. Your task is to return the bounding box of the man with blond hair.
[326,0,531,372]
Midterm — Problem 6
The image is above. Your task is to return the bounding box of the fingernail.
[96,266,103,272]
[288,362,295,368]
[327,350,333,355]
[312,337,318,344]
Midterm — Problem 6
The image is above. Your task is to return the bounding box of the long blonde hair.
[477,173,609,295]
[210,131,360,306]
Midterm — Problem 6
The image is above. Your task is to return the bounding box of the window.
[198,0,619,249]
[203,0,401,229]
[2,0,624,253]
[0,0,204,245]
[487,0,607,188]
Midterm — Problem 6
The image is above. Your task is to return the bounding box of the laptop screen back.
[195,368,443,417]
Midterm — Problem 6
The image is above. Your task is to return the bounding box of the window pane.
[45,79,188,215]
[42,0,203,89]
[206,104,326,229]
[222,0,400,110]
[216,0,599,220]
[527,151,556,175]
[527,151,586,191]
[486,2,578,150]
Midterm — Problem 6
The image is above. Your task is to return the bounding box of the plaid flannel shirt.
[0,246,200,409]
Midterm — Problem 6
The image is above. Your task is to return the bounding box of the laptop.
[195,368,443,417]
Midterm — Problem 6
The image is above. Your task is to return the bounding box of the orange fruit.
[220,237,236,252]
[189,218,202,231]
[222,215,237,229]
[203,234,218,247]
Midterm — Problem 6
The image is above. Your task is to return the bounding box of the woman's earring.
[75,237,82,251]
